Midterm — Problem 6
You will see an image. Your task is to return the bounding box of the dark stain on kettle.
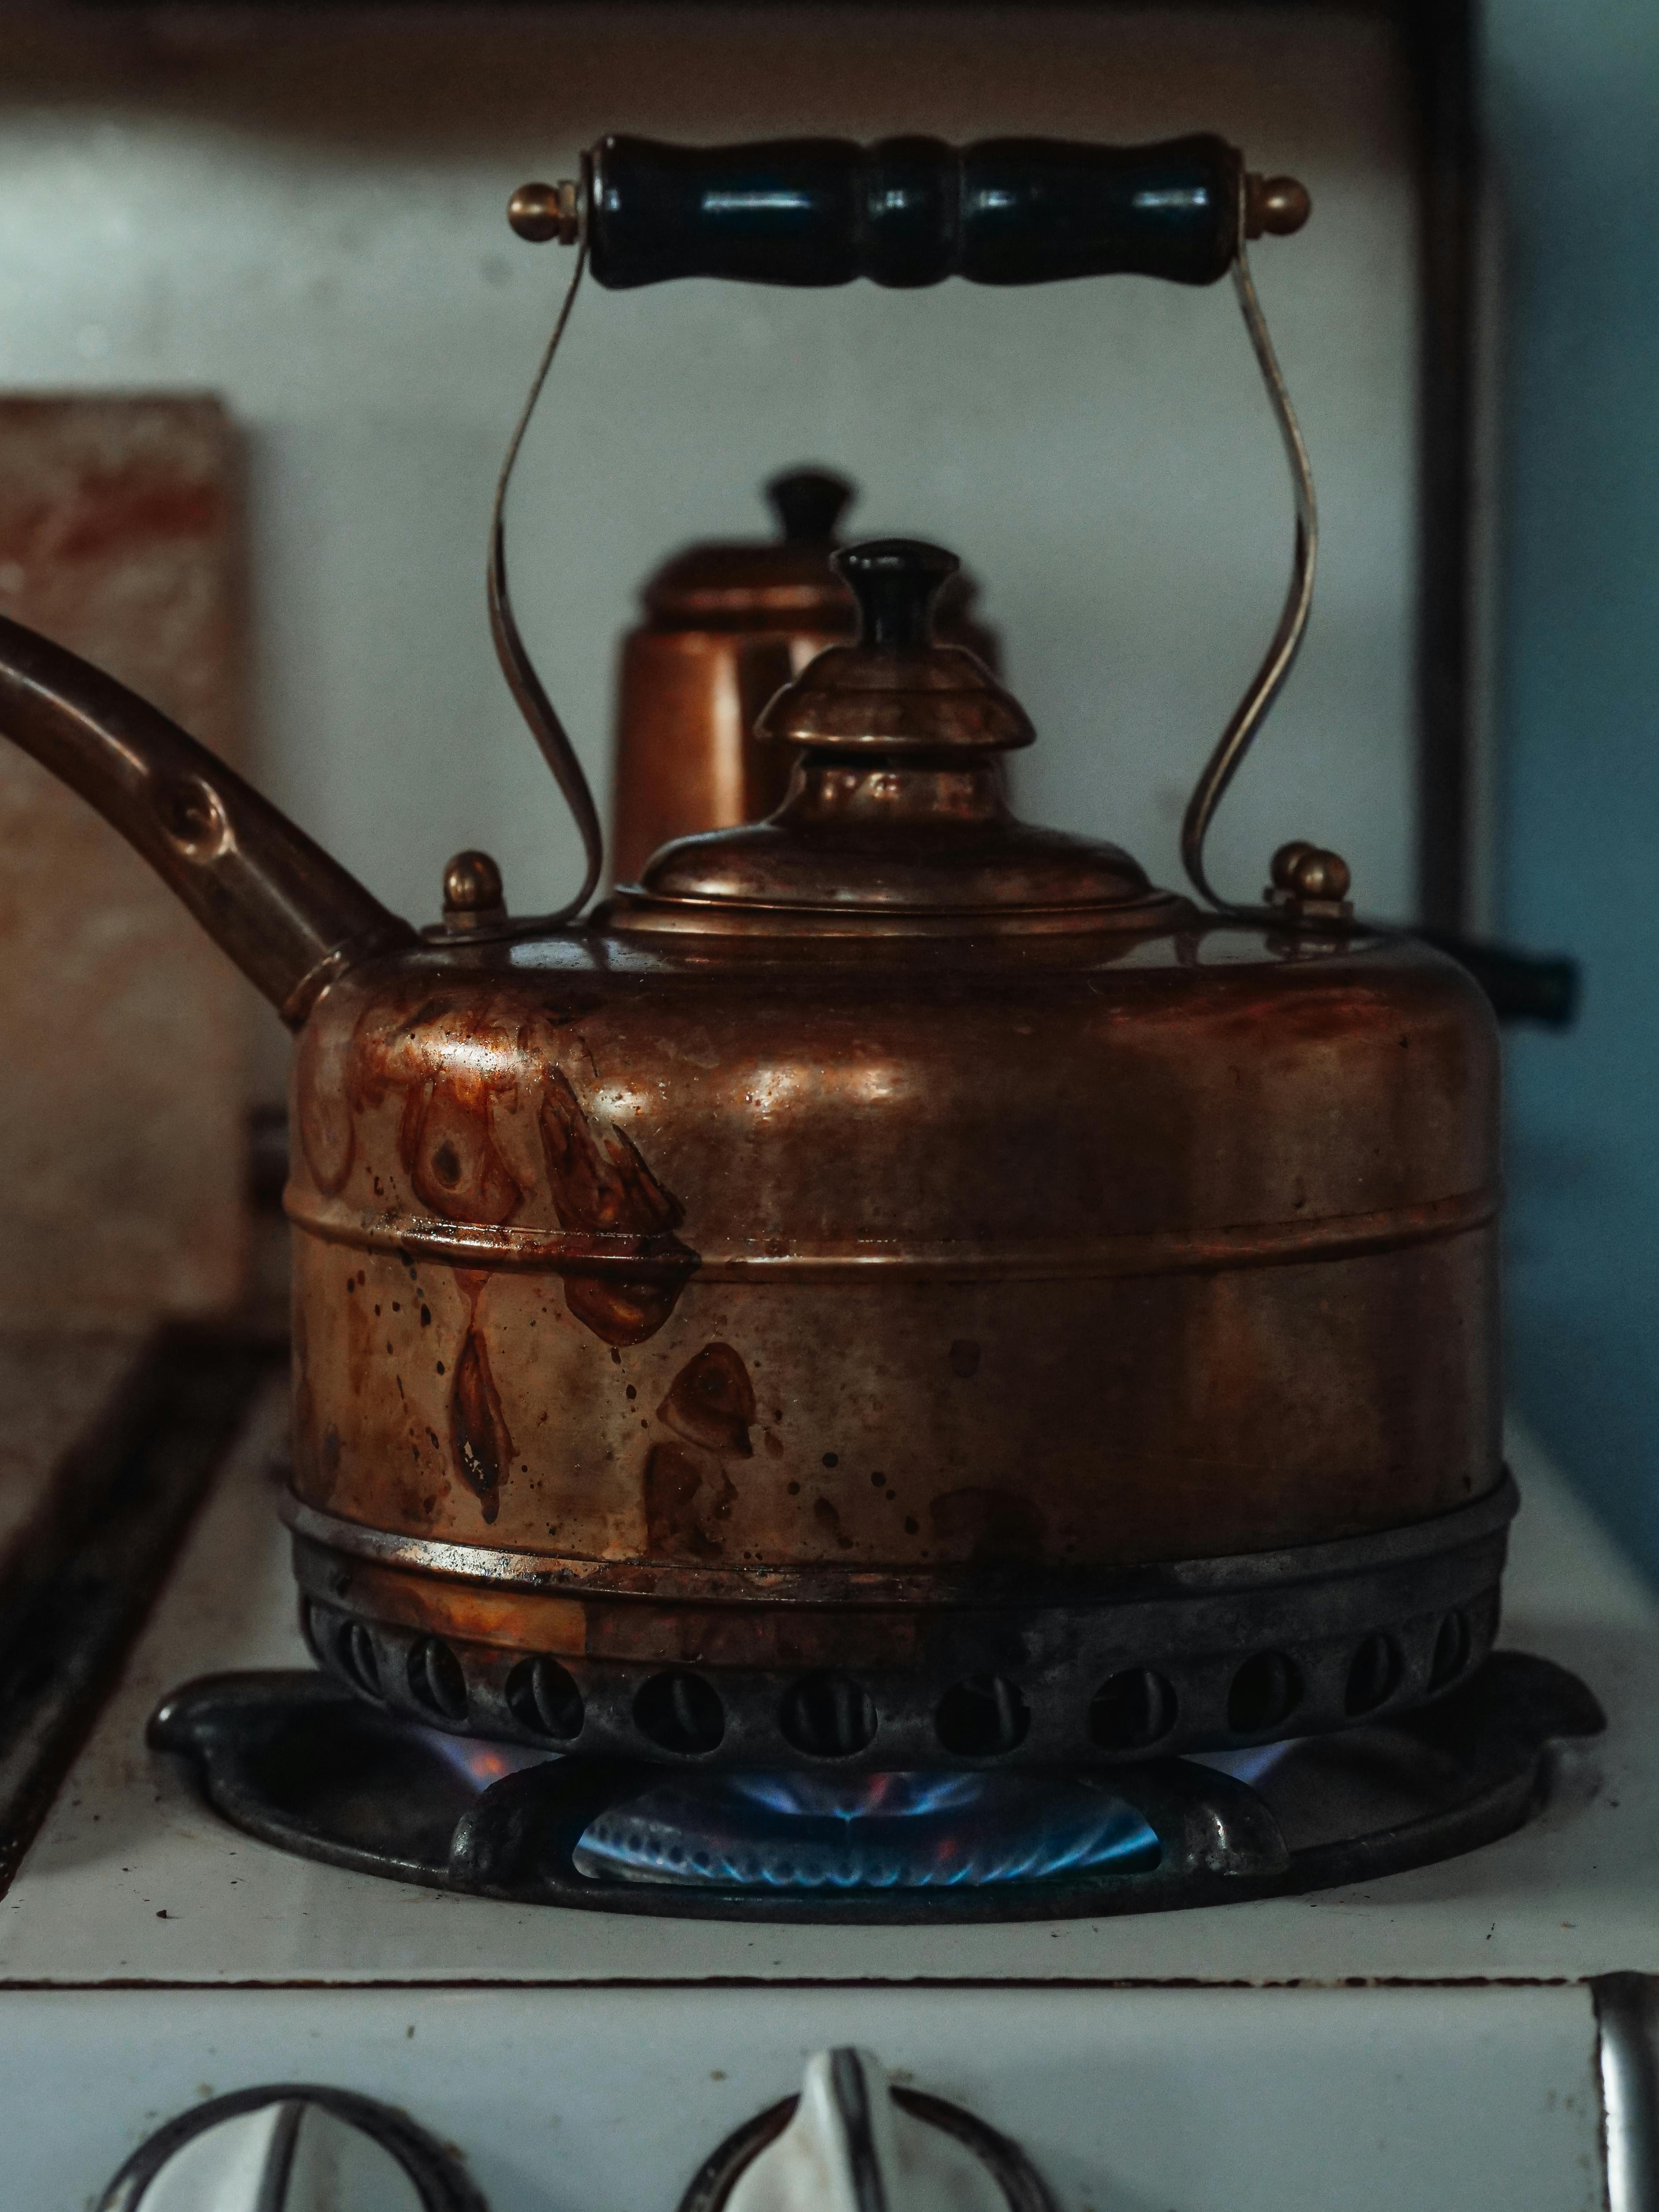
[539,1065,698,1345]
[644,1441,735,1559]
[813,1494,854,1550]
[929,1486,1047,1565]
[451,1328,514,1524]
[404,1082,522,1225]
[657,1342,756,1457]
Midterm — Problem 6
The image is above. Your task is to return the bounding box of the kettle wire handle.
[495,142,1315,919]
[1179,177,1319,915]
[488,226,603,924]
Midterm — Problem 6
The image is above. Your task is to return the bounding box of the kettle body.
[285,911,1496,1590]
[279,537,1502,1770]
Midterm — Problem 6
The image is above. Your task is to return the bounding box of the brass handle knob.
[507,178,580,244]
[1245,173,1313,239]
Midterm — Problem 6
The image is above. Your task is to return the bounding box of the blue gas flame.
[574,1769,1160,1891]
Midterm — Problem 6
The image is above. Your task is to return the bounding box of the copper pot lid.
[641,470,988,640]
[614,538,1181,934]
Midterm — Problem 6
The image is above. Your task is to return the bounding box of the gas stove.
[0,1341,1654,2210]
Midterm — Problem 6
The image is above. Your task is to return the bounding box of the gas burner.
[150,1651,1602,1924]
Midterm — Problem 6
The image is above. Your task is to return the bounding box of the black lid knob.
[832,538,960,649]
[766,468,855,545]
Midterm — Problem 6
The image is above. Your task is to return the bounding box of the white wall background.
[0,6,1419,1094]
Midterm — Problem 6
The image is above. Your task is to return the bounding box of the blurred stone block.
[0,1330,155,1599]
[0,397,250,1322]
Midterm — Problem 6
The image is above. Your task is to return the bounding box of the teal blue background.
[1487,0,1659,1564]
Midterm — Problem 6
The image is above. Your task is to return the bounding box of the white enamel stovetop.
[3,1381,1654,2212]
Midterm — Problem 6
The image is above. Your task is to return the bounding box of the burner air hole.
[1226,1650,1301,1736]
[298,1597,325,1664]
[1344,1633,1401,1716]
[1089,1667,1177,1752]
[934,1674,1029,1757]
[779,1672,878,1758]
[507,1655,585,1742]
[1430,1610,1472,1689]
[406,1635,468,1723]
[634,1669,725,1756]
[337,1620,382,1700]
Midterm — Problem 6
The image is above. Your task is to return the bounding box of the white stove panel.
[10,1984,1603,2212]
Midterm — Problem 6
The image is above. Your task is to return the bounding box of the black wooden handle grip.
[585,133,1243,290]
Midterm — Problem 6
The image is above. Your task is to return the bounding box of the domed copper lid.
[611,538,1185,935]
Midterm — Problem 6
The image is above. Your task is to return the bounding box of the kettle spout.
[0,611,414,1026]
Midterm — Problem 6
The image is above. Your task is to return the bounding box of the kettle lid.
[613,537,1184,935]
[759,538,1028,755]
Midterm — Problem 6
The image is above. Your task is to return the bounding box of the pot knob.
[682,2048,1054,2212]
[767,468,855,547]
[96,2086,482,2210]
[757,539,1031,759]
[833,538,959,649]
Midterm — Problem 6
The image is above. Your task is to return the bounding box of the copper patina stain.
[340,997,526,1226]
[813,1495,854,1551]
[405,1082,521,1224]
[657,1342,756,1457]
[450,1327,514,1525]
[538,1064,696,1346]
[644,1441,736,1559]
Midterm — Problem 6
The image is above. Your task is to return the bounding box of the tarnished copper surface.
[284,919,1498,1598]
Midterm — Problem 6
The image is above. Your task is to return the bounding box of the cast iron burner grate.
[150,1651,1602,1923]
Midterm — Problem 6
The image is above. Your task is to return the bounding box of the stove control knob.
[681,2049,1053,2212]
[96,2085,483,2211]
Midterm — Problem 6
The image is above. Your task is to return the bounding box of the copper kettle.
[0,132,1508,1772]
[610,467,997,883]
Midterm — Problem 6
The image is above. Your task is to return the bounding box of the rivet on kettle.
[441,848,507,930]
[1266,839,1353,919]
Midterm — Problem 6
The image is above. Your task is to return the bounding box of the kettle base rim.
[289,1474,1515,1773]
